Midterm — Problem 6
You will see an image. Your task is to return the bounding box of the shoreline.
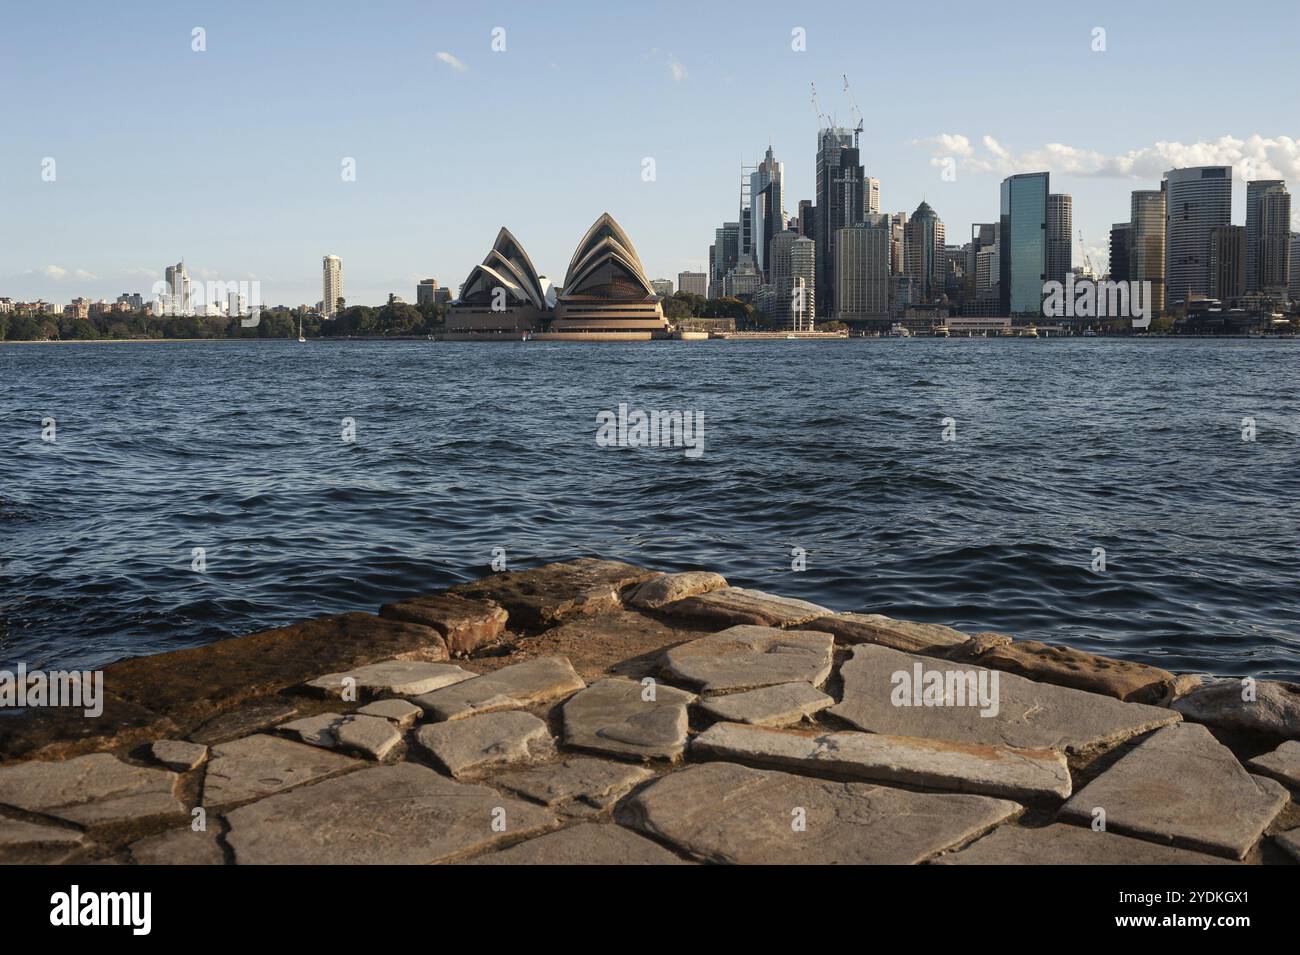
[4,333,1298,345]
[0,558,1295,865]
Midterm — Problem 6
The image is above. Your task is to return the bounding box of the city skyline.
[3,0,1299,306]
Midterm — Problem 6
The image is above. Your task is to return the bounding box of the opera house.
[445,213,667,341]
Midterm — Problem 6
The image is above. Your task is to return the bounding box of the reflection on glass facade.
[999,172,1048,315]
[1130,189,1166,316]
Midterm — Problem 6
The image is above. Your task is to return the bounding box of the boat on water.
[297,315,306,343]
[887,323,912,338]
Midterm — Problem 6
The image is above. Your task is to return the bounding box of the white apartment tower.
[323,255,343,316]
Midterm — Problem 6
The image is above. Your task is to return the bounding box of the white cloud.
[435,52,468,73]
[917,133,1300,184]
[21,265,98,281]
[668,58,687,83]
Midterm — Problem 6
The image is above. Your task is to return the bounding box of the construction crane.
[842,74,864,149]
[810,82,827,130]
[1078,228,1096,278]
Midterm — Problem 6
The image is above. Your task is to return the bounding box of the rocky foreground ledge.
[1,558,1298,865]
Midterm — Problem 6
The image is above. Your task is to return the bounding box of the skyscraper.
[323,254,343,316]
[815,127,865,316]
[1245,180,1291,296]
[1130,190,1166,316]
[796,200,814,239]
[1108,223,1131,282]
[1290,233,1300,303]
[866,177,881,216]
[711,222,739,298]
[768,230,815,330]
[904,201,944,302]
[1046,194,1073,286]
[835,215,891,325]
[1208,224,1246,301]
[790,235,815,331]
[1163,166,1231,307]
[999,172,1049,316]
[750,146,785,280]
[164,260,190,316]
[890,213,908,276]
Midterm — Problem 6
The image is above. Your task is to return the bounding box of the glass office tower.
[999,172,1049,316]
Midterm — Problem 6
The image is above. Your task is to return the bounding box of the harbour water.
[2,337,1297,680]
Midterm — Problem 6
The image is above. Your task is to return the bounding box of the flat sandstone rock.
[412,656,584,721]
[562,678,695,761]
[1059,723,1288,860]
[803,613,970,655]
[467,823,685,865]
[414,711,553,777]
[129,827,226,865]
[938,823,1233,865]
[658,587,832,629]
[626,571,728,610]
[661,625,834,693]
[830,643,1179,756]
[1173,679,1300,739]
[1276,828,1300,863]
[973,639,1175,703]
[150,739,208,772]
[691,722,1071,801]
[622,761,1019,865]
[0,752,184,827]
[698,682,834,727]
[203,734,361,808]
[305,660,474,699]
[356,698,422,728]
[492,757,653,809]
[379,594,508,656]
[1246,739,1300,790]
[448,558,658,629]
[279,713,403,761]
[224,762,555,864]
[0,816,87,864]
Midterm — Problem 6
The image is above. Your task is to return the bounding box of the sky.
[2,0,1298,306]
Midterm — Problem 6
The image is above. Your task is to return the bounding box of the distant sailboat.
[297,315,306,343]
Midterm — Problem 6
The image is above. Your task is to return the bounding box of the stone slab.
[661,626,834,694]
[492,757,653,809]
[129,827,226,865]
[830,643,1180,756]
[0,752,184,827]
[414,711,552,777]
[974,639,1175,703]
[467,823,686,865]
[562,678,695,761]
[938,823,1234,865]
[658,587,832,629]
[803,613,970,655]
[1059,723,1289,859]
[448,558,659,630]
[514,610,711,683]
[0,815,87,864]
[102,612,449,727]
[379,594,509,656]
[622,761,1019,864]
[1173,679,1300,739]
[305,660,474,699]
[187,699,301,746]
[412,656,584,721]
[626,572,729,610]
[151,739,208,772]
[280,713,403,761]
[1276,828,1300,863]
[202,734,361,808]
[1246,739,1300,790]
[225,762,555,864]
[357,698,422,728]
[698,682,833,727]
[692,722,1071,801]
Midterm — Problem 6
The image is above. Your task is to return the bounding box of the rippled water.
[2,338,1297,680]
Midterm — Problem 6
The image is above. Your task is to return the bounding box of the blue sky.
[2,0,1297,305]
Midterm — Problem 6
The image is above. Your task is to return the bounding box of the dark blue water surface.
[2,338,1297,680]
